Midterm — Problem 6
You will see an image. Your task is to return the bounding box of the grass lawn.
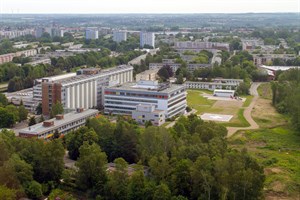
[229,127,300,198]
[242,95,253,107]
[187,90,219,114]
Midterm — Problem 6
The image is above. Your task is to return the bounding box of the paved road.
[226,82,261,137]
[128,49,158,65]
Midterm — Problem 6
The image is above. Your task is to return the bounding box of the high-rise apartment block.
[113,31,127,43]
[140,32,155,48]
[85,28,99,40]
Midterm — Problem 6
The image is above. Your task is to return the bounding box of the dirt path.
[226,82,261,137]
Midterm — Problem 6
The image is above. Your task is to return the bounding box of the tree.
[50,101,64,117]
[153,183,172,200]
[66,127,99,160]
[170,159,192,198]
[145,120,153,128]
[0,107,15,128]
[25,181,42,200]
[0,93,8,106]
[39,115,45,123]
[149,154,172,183]
[19,105,28,122]
[76,142,107,197]
[128,170,145,200]
[0,185,17,200]
[36,139,65,183]
[53,129,61,139]
[106,158,129,200]
[35,103,42,115]
[48,189,75,200]
[28,116,36,126]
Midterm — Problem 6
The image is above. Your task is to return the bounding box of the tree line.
[271,69,300,132]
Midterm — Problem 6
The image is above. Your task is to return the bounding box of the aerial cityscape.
[0,0,299,199]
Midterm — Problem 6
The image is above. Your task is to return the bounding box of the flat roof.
[260,65,300,71]
[60,65,133,86]
[18,109,98,135]
[107,82,185,94]
[214,89,235,93]
[186,81,238,86]
[36,73,77,83]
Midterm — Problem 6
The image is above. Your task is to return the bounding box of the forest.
[0,115,265,199]
[271,69,300,132]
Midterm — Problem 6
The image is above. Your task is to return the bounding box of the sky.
[0,0,299,14]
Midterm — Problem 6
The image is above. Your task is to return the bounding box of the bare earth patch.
[264,167,283,176]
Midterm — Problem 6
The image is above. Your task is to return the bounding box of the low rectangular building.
[104,80,186,119]
[18,109,98,139]
[213,89,235,98]
[132,104,165,126]
[185,79,243,91]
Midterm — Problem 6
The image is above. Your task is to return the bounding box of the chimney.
[43,121,54,127]
[55,114,64,120]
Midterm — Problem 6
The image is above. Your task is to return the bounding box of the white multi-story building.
[85,28,99,40]
[140,32,155,48]
[149,59,181,74]
[0,49,38,64]
[175,41,230,52]
[113,31,127,43]
[104,80,186,119]
[35,65,133,115]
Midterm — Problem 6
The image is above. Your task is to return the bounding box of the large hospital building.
[33,65,133,115]
[103,80,186,119]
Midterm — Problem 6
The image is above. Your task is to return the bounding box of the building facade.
[140,32,155,48]
[37,65,133,115]
[132,104,165,126]
[85,28,99,40]
[136,69,158,81]
[104,80,186,119]
[0,49,38,64]
[185,79,243,91]
[175,41,230,52]
[113,31,127,43]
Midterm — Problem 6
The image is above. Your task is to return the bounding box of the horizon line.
[1,12,299,15]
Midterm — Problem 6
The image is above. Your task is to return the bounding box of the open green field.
[187,90,220,114]
[187,90,251,127]
[229,127,300,198]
